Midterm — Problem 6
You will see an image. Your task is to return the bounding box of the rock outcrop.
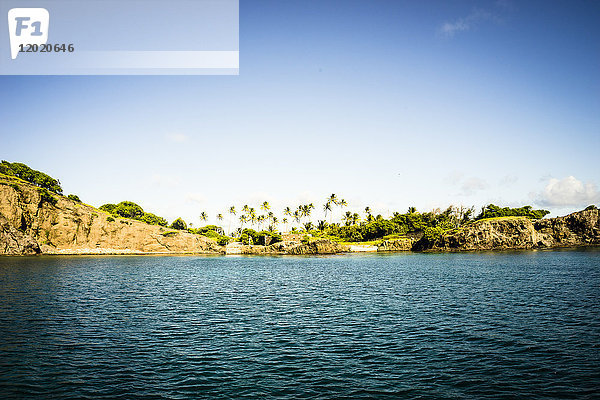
[431,209,599,251]
[286,239,348,255]
[0,175,222,255]
[377,237,414,252]
[1,173,598,256]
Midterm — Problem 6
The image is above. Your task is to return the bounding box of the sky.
[1,0,599,226]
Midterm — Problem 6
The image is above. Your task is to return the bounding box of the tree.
[228,206,236,235]
[216,213,224,228]
[408,206,417,214]
[239,214,248,230]
[170,217,187,230]
[199,212,208,222]
[323,201,332,222]
[113,201,144,219]
[365,206,372,222]
[260,201,270,215]
[282,217,288,232]
[68,194,81,203]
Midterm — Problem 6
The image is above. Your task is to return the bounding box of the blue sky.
[1,0,599,225]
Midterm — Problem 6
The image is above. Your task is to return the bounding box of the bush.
[106,216,115,222]
[38,188,58,206]
[68,194,81,202]
[194,225,225,235]
[99,203,117,214]
[585,205,597,211]
[476,204,550,220]
[238,229,281,246]
[170,217,187,230]
[113,201,144,219]
[140,212,168,227]
[1,161,62,194]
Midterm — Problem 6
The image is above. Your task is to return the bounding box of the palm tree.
[328,193,339,207]
[303,221,313,232]
[408,206,417,214]
[216,213,224,228]
[199,212,208,223]
[269,216,278,232]
[282,217,288,232]
[239,214,248,231]
[283,206,292,226]
[228,206,236,235]
[260,201,270,214]
[323,201,332,222]
[343,211,352,226]
[352,212,360,225]
[365,207,372,222]
[317,220,327,231]
[339,199,347,222]
[249,208,257,229]
[257,215,265,231]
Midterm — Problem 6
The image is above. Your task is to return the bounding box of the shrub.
[113,201,144,219]
[475,204,550,220]
[68,194,81,202]
[1,161,62,194]
[585,205,597,211]
[240,229,282,246]
[38,188,58,206]
[106,216,115,222]
[140,212,168,227]
[170,217,187,230]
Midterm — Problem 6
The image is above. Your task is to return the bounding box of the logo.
[8,8,49,59]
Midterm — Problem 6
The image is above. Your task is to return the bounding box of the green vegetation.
[585,205,597,211]
[189,225,230,246]
[475,204,550,220]
[2,162,571,249]
[239,228,282,246]
[100,201,168,227]
[170,217,187,230]
[38,188,58,206]
[1,161,62,194]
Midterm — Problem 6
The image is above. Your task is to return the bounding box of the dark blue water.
[0,250,599,399]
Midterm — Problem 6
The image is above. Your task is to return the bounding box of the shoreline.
[1,244,598,258]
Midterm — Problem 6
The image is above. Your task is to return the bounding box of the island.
[1,161,598,256]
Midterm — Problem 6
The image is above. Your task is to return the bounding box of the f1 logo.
[8,8,49,59]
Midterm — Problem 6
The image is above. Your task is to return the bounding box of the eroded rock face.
[433,209,600,251]
[286,239,348,255]
[378,238,414,252]
[0,179,223,255]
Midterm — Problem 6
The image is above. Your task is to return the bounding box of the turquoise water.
[0,250,599,399]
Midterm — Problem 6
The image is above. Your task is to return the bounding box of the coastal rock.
[0,177,223,255]
[286,239,348,255]
[377,238,414,252]
[432,209,600,251]
[0,213,40,255]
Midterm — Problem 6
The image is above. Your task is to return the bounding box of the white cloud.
[165,132,188,143]
[460,177,488,195]
[439,3,509,37]
[499,174,518,186]
[185,193,206,205]
[151,173,181,187]
[536,176,600,207]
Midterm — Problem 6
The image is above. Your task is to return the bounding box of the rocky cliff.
[0,175,222,255]
[1,173,598,256]
[431,209,600,251]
